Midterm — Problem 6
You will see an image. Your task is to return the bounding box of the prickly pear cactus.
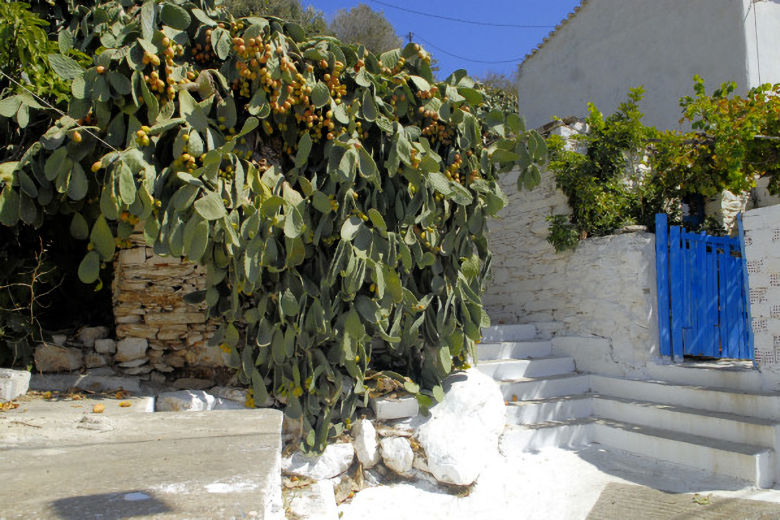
[0,0,546,451]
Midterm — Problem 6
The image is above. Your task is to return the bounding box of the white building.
[516,0,780,131]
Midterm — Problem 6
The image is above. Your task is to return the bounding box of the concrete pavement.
[0,396,283,520]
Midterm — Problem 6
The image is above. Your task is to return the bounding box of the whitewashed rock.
[379,437,414,475]
[282,443,354,480]
[286,480,339,520]
[415,369,505,486]
[115,338,148,362]
[155,390,215,411]
[77,326,110,347]
[94,338,117,354]
[0,368,30,401]
[33,343,83,372]
[50,334,67,346]
[352,419,381,469]
[370,395,419,420]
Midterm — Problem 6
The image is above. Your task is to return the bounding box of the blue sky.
[304,0,582,80]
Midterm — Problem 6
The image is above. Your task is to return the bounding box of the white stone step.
[592,395,780,449]
[478,356,575,380]
[591,375,780,421]
[591,418,775,488]
[645,362,763,393]
[505,395,592,425]
[500,418,593,455]
[476,340,552,361]
[481,324,537,343]
[500,373,590,401]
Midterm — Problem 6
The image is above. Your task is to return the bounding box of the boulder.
[33,343,83,372]
[0,368,30,401]
[94,338,117,354]
[155,390,215,412]
[115,338,148,362]
[285,480,339,520]
[352,419,381,469]
[380,437,414,475]
[282,443,354,480]
[415,369,505,486]
[76,326,110,347]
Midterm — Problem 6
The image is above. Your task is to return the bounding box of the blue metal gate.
[655,213,754,360]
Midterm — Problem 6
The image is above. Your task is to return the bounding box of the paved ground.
[0,396,283,520]
[338,444,780,520]
[5,394,780,519]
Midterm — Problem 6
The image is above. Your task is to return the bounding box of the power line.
[367,0,557,29]
[414,34,528,64]
[0,69,119,153]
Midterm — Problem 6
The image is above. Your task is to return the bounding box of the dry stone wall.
[110,232,224,380]
[484,164,660,377]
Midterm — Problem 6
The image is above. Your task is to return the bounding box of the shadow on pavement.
[50,490,172,520]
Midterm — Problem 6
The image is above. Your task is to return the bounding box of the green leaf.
[284,206,304,238]
[312,191,331,213]
[311,82,330,108]
[108,72,131,96]
[183,214,209,262]
[409,75,430,91]
[340,216,364,241]
[48,54,84,80]
[70,212,89,240]
[178,90,208,132]
[78,251,101,284]
[251,369,269,407]
[194,192,227,220]
[211,27,232,60]
[0,187,19,226]
[68,163,88,201]
[161,2,191,30]
[90,215,115,260]
[281,289,299,316]
[403,380,420,394]
[118,162,137,205]
[141,0,156,40]
[295,133,312,168]
[367,208,386,232]
[427,172,452,195]
[361,89,376,122]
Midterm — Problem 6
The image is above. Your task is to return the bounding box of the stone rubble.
[0,368,30,402]
[379,436,414,475]
[352,419,381,469]
[285,480,339,520]
[282,443,355,481]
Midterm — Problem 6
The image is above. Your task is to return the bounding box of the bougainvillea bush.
[0,0,545,450]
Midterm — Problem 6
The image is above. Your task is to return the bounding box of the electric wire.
[366,0,557,29]
[0,68,120,153]
[413,34,529,64]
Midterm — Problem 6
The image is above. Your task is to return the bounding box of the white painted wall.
[743,204,780,377]
[744,0,780,87]
[517,0,751,130]
[483,164,659,378]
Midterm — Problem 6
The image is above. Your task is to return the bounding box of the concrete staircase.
[481,324,780,488]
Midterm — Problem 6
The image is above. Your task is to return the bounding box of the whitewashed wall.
[517,0,753,131]
[484,167,659,377]
[744,0,780,88]
[743,204,780,374]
